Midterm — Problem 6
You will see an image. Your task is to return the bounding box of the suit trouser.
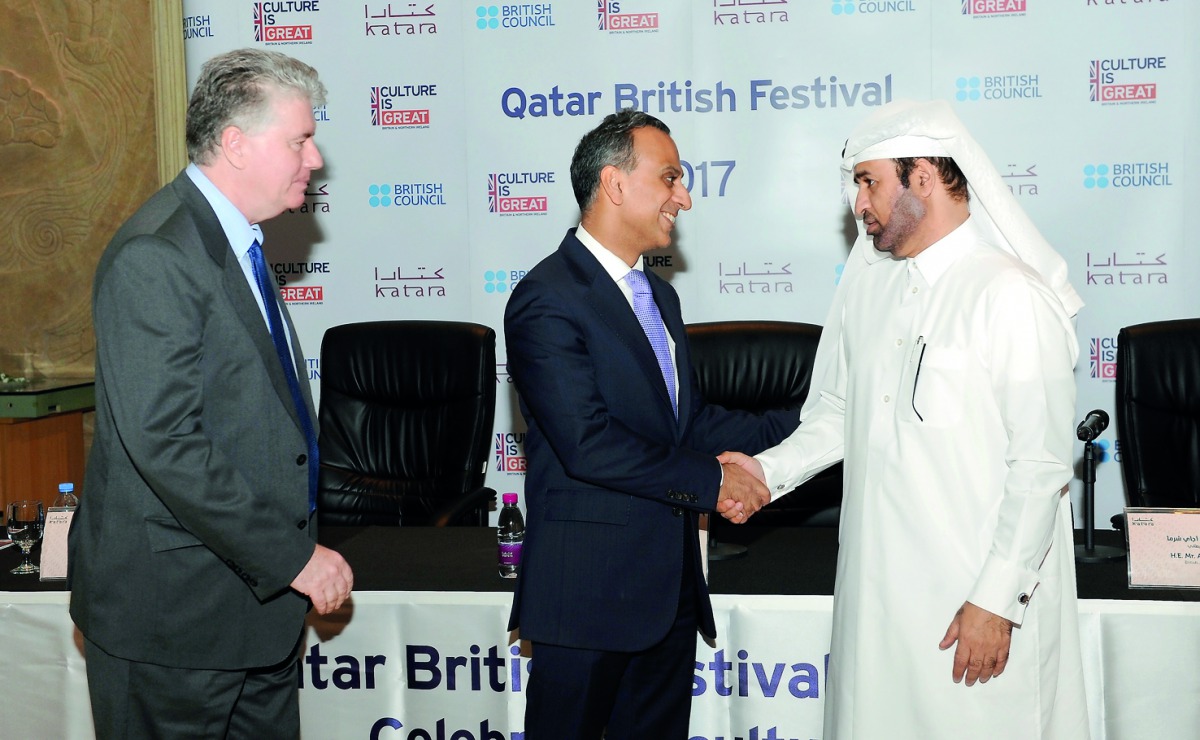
[83,636,301,740]
[524,531,702,740]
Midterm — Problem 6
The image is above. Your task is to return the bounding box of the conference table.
[6,524,1191,598]
[2,526,1197,739]
[320,523,1199,601]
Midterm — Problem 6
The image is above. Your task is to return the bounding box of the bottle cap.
[59,482,74,493]
[502,493,518,505]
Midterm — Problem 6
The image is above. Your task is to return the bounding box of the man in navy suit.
[504,109,799,739]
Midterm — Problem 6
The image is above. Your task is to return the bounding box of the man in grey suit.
[68,48,352,739]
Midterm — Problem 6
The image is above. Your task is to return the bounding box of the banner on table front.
[6,592,1200,738]
[297,592,832,739]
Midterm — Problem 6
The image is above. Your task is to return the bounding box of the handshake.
[715,451,767,524]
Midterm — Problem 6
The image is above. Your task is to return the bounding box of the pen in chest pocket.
[911,335,926,422]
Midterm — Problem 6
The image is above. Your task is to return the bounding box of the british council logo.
[956,77,981,101]
[476,6,500,29]
[368,184,393,207]
[484,269,510,293]
[1083,164,1110,189]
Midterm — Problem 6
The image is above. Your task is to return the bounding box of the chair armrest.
[431,486,497,527]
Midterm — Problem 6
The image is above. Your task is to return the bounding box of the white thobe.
[759,218,1090,739]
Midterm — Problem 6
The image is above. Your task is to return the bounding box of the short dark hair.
[570,108,671,213]
[186,48,325,165]
[895,156,969,202]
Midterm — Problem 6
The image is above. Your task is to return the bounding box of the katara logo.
[1084,249,1168,287]
[373,265,447,299]
[714,0,789,25]
[717,260,795,295]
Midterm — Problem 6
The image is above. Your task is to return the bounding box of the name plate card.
[39,508,74,581]
[1125,507,1200,589]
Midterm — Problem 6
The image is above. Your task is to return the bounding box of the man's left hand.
[938,601,1013,686]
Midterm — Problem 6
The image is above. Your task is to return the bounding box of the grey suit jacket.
[68,171,318,670]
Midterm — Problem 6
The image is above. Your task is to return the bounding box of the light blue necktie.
[625,268,677,418]
[248,240,319,513]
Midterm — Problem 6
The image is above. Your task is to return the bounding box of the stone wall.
[0,1,157,380]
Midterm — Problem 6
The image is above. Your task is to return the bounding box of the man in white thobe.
[720,100,1091,739]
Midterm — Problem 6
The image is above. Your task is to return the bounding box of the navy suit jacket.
[68,171,318,670]
[504,230,797,652]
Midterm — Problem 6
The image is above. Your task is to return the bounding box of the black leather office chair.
[1115,318,1200,512]
[316,320,498,526]
[686,320,842,527]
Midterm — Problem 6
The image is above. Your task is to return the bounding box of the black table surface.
[4,526,1197,602]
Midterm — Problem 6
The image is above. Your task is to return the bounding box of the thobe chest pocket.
[898,343,967,428]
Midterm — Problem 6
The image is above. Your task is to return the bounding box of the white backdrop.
[181,1,1199,526]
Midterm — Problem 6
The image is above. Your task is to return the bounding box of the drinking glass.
[6,500,44,574]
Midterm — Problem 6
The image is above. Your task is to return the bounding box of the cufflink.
[1018,593,1030,605]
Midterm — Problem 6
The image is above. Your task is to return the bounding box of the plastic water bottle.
[497,493,525,578]
[52,482,78,510]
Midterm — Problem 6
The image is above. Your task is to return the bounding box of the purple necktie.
[625,269,677,418]
[249,240,319,512]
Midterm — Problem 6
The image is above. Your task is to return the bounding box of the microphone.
[1076,409,1110,442]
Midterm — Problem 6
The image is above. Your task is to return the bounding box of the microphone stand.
[1075,438,1125,563]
